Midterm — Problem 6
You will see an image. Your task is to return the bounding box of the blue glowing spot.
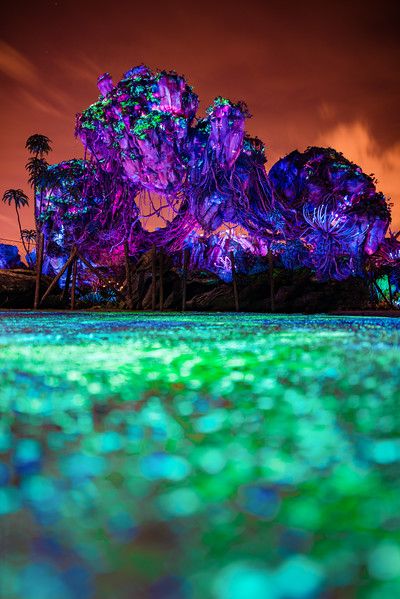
[22,475,58,507]
[126,424,144,440]
[61,565,93,599]
[0,462,11,486]
[274,555,324,598]
[370,439,400,464]
[19,562,73,599]
[238,485,281,520]
[21,476,61,525]
[32,536,69,560]
[14,438,42,476]
[61,454,106,480]
[194,411,226,433]
[140,452,191,481]
[213,562,276,599]
[97,431,122,453]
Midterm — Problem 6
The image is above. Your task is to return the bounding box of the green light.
[0,312,399,597]
[368,542,400,580]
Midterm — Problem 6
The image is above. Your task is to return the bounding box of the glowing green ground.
[0,312,400,599]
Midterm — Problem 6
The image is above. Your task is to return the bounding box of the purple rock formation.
[35,65,395,285]
[0,244,24,269]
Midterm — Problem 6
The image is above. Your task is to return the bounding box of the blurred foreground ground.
[0,312,400,598]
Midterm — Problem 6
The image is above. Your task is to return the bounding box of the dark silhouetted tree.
[25,134,52,307]
[2,189,30,256]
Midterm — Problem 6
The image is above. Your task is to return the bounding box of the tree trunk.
[388,274,394,308]
[151,244,157,311]
[182,248,190,312]
[34,180,40,269]
[62,260,73,304]
[159,250,164,311]
[124,241,133,310]
[26,239,33,268]
[137,271,145,310]
[70,257,78,311]
[34,232,44,309]
[373,279,392,308]
[230,251,239,312]
[39,245,77,306]
[15,206,29,257]
[268,248,275,313]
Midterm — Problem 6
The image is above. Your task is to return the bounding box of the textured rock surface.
[0,244,24,269]
[121,263,370,313]
[0,269,59,308]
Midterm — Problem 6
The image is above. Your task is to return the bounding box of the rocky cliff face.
[0,269,58,308]
[0,244,24,269]
[118,261,371,313]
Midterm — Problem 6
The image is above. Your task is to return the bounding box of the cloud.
[19,90,64,118]
[316,122,400,230]
[0,41,38,86]
[56,55,101,85]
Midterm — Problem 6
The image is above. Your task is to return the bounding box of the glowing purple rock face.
[184,230,268,281]
[186,103,254,232]
[38,159,141,265]
[97,73,114,97]
[76,67,198,195]
[268,147,391,279]
[37,65,396,284]
[374,233,400,266]
[152,72,198,120]
[207,99,248,170]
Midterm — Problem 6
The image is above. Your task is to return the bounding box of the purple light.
[36,66,395,284]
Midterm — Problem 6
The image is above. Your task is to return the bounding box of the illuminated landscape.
[1,2,400,597]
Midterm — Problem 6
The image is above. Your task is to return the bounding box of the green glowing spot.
[61,453,106,479]
[0,487,20,515]
[213,562,276,599]
[140,453,191,481]
[370,439,400,464]
[194,410,226,433]
[198,448,226,474]
[22,475,57,505]
[274,555,324,598]
[158,488,200,517]
[97,431,123,453]
[368,542,400,580]
[0,431,11,453]
[15,438,41,468]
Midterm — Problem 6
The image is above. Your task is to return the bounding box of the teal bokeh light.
[0,311,400,598]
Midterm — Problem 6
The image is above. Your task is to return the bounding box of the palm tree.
[25,135,51,221]
[25,134,52,158]
[21,229,37,266]
[26,157,49,217]
[25,134,52,230]
[2,189,30,256]
[25,134,52,308]
[26,157,49,186]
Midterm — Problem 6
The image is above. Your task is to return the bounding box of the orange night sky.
[1,0,400,252]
